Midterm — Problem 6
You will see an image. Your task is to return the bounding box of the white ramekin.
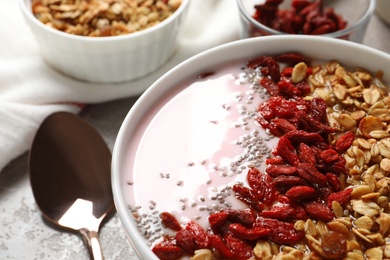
[19,0,191,83]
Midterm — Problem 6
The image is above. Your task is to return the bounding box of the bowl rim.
[112,35,390,259]
[236,0,377,38]
[19,0,191,42]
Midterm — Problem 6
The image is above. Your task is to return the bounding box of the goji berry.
[260,176,279,207]
[296,110,335,134]
[310,97,327,123]
[260,203,296,221]
[272,118,297,135]
[266,57,281,82]
[295,80,311,95]
[320,149,339,163]
[232,183,264,212]
[224,232,255,260]
[335,131,354,153]
[298,143,317,165]
[317,157,348,175]
[327,188,353,208]
[284,130,324,146]
[229,223,270,240]
[285,185,316,201]
[247,167,263,190]
[273,175,309,192]
[265,156,285,165]
[160,212,181,231]
[273,136,300,166]
[278,80,302,97]
[175,229,196,253]
[326,172,341,191]
[303,201,334,222]
[281,66,293,77]
[296,162,328,187]
[275,52,308,66]
[152,237,183,260]
[255,217,305,244]
[208,211,228,230]
[266,164,297,177]
[226,208,257,227]
[260,77,280,97]
[208,233,235,259]
[185,221,210,249]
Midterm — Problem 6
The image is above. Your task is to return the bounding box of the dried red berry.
[228,223,270,240]
[335,131,354,153]
[284,130,324,146]
[285,185,316,202]
[320,149,339,163]
[273,136,300,166]
[224,232,255,259]
[303,201,334,222]
[326,173,341,191]
[310,97,327,123]
[298,143,317,165]
[152,237,183,260]
[272,118,297,135]
[247,167,263,190]
[275,52,308,66]
[175,229,196,253]
[266,165,297,177]
[273,175,309,192]
[296,163,328,187]
[208,233,235,259]
[208,211,228,230]
[233,183,264,211]
[296,110,335,134]
[260,77,280,97]
[186,221,210,249]
[160,212,181,231]
[327,188,353,208]
[260,203,296,221]
[255,217,305,244]
[226,208,257,227]
[278,80,302,97]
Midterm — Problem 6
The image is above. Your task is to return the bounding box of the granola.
[31,0,182,36]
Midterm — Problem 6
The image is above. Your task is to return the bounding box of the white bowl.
[237,0,376,43]
[112,35,390,259]
[19,0,191,83]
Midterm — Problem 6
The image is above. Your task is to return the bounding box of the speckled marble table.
[1,13,389,260]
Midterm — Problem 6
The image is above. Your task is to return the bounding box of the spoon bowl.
[29,111,114,260]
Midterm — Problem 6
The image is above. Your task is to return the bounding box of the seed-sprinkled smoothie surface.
[124,61,278,242]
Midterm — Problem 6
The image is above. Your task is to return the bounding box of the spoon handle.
[80,229,104,260]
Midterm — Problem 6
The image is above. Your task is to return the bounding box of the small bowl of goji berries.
[237,0,376,43]
[19,0,190,84]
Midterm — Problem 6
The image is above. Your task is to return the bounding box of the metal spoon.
[29,111,114,260]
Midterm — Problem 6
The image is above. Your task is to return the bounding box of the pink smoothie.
[123,61,278,246]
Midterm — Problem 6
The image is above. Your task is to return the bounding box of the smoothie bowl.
[112,36,390,259]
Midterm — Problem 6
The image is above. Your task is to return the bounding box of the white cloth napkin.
[0,0,241,172]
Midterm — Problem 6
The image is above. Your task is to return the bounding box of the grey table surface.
[1,13,389,260]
